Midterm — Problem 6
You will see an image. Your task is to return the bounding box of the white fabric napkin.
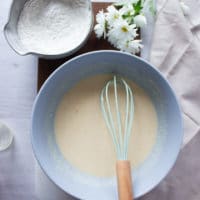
[142,0,200,146]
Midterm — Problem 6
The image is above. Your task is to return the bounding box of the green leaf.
[133,0,143,15]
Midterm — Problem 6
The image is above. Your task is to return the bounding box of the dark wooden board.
[37,2,113,91]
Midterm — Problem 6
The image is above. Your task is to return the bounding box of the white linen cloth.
[148,0,200,145]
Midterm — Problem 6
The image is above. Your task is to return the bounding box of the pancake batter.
[55,74,158,177]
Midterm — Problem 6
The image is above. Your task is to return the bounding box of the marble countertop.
[0,0,199,200]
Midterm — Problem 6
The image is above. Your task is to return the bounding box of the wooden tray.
[37,2,113,91]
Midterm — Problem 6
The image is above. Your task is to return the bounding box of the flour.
[17,0,91,54]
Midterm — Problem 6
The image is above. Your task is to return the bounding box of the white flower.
[118,39,143,54]
[94,2,146,53]
[119,3,135,16]
[108,19,137,43]
[134,14,147,27]
[94,10,107,39]
[107,33,118,48]
[180,1,190,16]
[106,5,122,27]
[129,40,143,53]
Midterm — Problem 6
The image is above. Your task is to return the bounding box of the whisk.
[100,75,134,200]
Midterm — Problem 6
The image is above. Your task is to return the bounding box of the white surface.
[0,0,37,199]
[0,0,198,200]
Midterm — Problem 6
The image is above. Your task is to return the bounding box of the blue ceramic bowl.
[31,50,183,199]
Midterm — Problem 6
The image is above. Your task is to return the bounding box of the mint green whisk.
[100,75,135,200]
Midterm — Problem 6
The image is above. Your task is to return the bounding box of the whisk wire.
[124,82,134,159]
[100,75,134,160]
[123,80,130,159]
[101,81,121,157]
[114,76,123,159]
[105,81,122,156]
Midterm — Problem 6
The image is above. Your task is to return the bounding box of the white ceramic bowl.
[4,0,93,59]
[31,51,183,199]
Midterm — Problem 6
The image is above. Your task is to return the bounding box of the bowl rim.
[31,50,183,199]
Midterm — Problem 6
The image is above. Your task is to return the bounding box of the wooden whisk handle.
[116,160,134,200]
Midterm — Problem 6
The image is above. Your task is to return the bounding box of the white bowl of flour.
[4,0,93,58]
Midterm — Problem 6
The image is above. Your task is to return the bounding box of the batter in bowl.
[54,74,158,177]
